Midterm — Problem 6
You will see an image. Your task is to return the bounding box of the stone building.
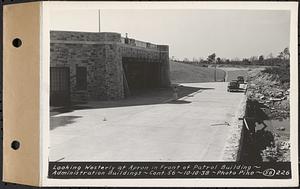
[50,31,170,105]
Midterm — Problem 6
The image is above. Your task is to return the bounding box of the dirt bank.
[245,67,290,162]
[247,69,290,120]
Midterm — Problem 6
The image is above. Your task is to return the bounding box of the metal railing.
[121,37,158,50]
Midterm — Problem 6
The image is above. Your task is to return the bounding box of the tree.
[267,53,274,59]
[231,57,240,62]
[198,57,204,63]
[242,58,250,65]
[207,53,216,63]
[216,57,221,64]
[192,57,198,63]
[183,58,190,63]
[249,56,258,64]
[259,55,264,62]
[283,47,290,60]
[278,51,284,59]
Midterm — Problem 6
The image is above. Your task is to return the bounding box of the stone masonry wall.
[50,43,107,101]
[51,31,121,42]
[50,31,170,103]
[50,31,123,101]
[158,45,171,87]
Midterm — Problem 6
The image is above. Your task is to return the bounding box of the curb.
[222,94,247,161]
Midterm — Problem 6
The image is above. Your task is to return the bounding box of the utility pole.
[214,60,217,82]
[98,10,101,32]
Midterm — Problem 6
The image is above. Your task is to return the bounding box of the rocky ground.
[246,67,290,162]
[247,69,290,119]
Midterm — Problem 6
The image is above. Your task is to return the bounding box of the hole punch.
[12,38,22,48]
[11,140,20,150]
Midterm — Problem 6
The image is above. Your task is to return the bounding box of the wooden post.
[244,118,250,130]
[122,64,130,97]
[214,62,217,81]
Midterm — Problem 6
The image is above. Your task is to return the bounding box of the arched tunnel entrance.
[122,57,161,96]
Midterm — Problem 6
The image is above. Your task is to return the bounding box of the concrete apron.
[50,82,246,162]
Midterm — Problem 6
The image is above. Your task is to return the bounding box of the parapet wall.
[50,31,170,102]
[51,31,121,42]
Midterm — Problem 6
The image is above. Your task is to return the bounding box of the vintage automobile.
[237,76,245,84]
[227,80,240,92]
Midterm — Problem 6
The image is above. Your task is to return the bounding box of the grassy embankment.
[169,61,226,83]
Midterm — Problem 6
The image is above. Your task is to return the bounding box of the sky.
[50,9,290,60]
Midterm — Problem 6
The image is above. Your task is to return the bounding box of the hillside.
[169,61,226,83]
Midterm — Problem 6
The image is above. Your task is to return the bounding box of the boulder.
[275,91,284,98]
[277,127,285,131]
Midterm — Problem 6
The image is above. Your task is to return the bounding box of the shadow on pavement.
[227,90,246,93]
[50,115,82,130]
[51,85,214,116]
[166,100,191,104]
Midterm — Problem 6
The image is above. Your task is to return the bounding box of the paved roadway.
[50,82,245,161]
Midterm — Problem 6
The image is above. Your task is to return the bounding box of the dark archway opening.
[122,57,161,96]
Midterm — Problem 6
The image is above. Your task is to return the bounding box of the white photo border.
[40,1,298,187]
